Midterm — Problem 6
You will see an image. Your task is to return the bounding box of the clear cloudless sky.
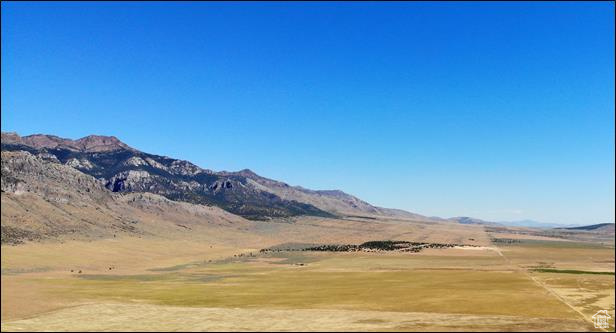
[1,1,614,224]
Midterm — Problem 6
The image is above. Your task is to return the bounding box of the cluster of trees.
[261,240,464,253]
[303,244,362,252]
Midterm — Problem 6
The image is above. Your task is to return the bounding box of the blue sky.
[2,2,614,224]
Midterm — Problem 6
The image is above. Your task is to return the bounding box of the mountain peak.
[74,134,132,152]
[236,168,258,177]
[1,132,21,142]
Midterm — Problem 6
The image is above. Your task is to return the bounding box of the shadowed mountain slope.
[1,150,254,244]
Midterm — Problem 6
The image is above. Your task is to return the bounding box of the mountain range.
[497,219,581,229]
[447,216,605,229]
[1,132,425,222]
[2,132,610,245]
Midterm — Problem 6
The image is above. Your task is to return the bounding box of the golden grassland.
[1,219,614,332]
[0,303,597,332]
[39,265,584,318]
[496,239,615,328]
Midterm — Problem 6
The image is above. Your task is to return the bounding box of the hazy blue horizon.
[2,2,614,224]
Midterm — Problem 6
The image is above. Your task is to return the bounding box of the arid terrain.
[2,224,614,332]
[1,133,614,331]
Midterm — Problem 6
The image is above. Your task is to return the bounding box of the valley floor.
[1,217,614,332]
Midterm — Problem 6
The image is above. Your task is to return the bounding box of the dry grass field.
[2,217,614,332]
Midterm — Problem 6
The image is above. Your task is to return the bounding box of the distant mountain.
[448,216,581,229]
[1,132,423,221]
[498,219,580,229]
[559,223,615,233]
[448,216,495,225]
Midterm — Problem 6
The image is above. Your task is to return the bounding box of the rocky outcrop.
[1,151,110,203]
[1,150,254,244]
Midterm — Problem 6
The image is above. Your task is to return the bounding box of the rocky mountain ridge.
[2,132,424,221]
[2,132,134,153]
